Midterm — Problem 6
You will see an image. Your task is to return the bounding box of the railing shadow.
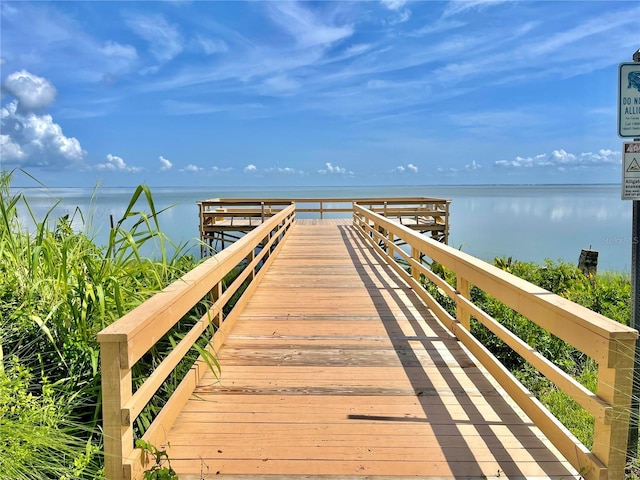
[338,225,578,478]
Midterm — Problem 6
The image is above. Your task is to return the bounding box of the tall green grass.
[0,171,199,479]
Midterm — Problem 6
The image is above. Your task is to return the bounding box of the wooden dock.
[164,221,578,479]
[198,197,450,253]
[98,204,637,480]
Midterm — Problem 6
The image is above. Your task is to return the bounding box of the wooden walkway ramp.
[164,222,578,479]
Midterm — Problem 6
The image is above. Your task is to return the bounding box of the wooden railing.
[353,204,638,480]
[198,197,450,248]
[97,205,295,480]
[199,196,450,218]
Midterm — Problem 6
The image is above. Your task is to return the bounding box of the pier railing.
[198,197,450,253]
[353,203,638,480]
[97,205,295,480]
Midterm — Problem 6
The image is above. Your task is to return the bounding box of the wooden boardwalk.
[164,222,579,479]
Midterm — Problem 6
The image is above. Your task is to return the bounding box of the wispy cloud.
[442,0,513,18]
[1,4,138,84]
[495,149,620,169]
[265,166,304,175]
[380,0,408,10]
[525,8,639,59]
[265,2,354,48]
[193,36,228,55]
[125,13,183,64]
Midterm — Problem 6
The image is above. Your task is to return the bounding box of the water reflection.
[12,184,632,272]
[446,186,630,272]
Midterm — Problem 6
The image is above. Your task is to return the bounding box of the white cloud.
[391,163,418,173]
[344,44,372,57]
[244,164,257,173]
[2,70,56,112]
[1,133,25,161]
[442,0,511,18]
[318,162,352,175]
[183,164,203,172]
[0,100,85,167]
[194,36,228,55]
[266,166,304,175]
[382,3,411,26]
[266,2,354,48]
[380,0,408,10]
[494,149,620,169]
[465,160,480,171]
[392,10,411,24]
[125,13,183,63]
[408,19,466,37]
[212,166,233,173]
[95,153,143,172]
[100,41,137,62]
[159,155,173,171]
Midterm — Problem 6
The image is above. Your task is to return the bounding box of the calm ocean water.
[14,184,634,273]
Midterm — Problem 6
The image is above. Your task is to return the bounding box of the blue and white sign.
[619,63,640,138]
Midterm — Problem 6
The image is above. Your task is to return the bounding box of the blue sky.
[1,0,638,187]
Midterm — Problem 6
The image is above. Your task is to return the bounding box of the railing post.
[320,201,324,220]
[198,202,205,258]
[100,341,133,480]
[246,250,255,281]
[592,338,636,480]
[445,202,450,244]
[411,246,420,282]
[456,277,471,330]
[211,281,223,327]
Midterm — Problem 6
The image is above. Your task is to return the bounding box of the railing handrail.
[98,205,296,480]
[353,203,637,480]
[198,197,450,217]
[199,196,451,205]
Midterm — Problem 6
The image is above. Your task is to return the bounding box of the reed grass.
[0,170,199,478]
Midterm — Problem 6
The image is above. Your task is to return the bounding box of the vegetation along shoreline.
[1,175,638,478]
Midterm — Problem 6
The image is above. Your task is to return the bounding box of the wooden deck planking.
[165,223,579,479]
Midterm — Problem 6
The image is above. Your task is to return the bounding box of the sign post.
[621,50,640,462]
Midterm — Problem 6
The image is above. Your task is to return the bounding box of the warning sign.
[628,158,640,172]
[622,142,640,200]
[619,63,640,138]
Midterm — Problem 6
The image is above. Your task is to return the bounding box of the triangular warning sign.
[628,158,640,172]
